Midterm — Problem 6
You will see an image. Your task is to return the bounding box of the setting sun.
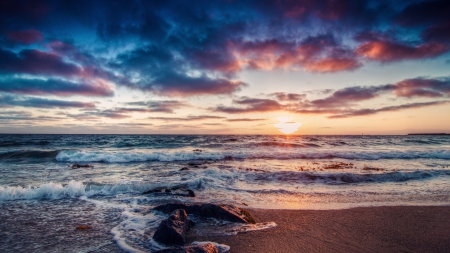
[274,117,301,134]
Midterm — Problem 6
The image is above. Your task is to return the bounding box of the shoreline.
[187,205,450,253]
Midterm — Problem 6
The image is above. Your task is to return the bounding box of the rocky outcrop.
[154,203,255,224]
[143,188,195,197]
[154,243,219,253]
[153,209,194,246]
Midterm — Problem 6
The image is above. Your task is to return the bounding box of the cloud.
[0,48,82,77]
[226,118,265,122]
[223,76,450,118]
[148,115,225,121]
[329,101,448,118]
[6,29,43,44]
[355,40,449,62]
[214,98,283,114]
[310,86,391,108]
[125,100,189,113]
[393,77,450,98]
[395,0,450,27]
[0,77,114,97]
[270,92,306,101]
[421,21,450,43]
[1,0,449,102]
[110,44,247,96]
[148,74,247,97]
[0,94,95,109]
[233,34,361,73]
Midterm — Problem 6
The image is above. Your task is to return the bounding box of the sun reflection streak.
[274,117,301,134]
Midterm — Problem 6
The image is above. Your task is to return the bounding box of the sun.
[274,117,301,134]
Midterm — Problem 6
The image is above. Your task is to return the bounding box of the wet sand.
[187,206,450,253]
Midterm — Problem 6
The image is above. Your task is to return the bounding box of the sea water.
[0,134,449,252]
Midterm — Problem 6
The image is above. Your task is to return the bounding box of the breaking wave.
[55,149,450,163]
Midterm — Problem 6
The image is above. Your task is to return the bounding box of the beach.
[0,134,449,252]
[2,201,449,252]
[188,206,450,253]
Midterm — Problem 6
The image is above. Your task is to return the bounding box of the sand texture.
[187,206,450,253]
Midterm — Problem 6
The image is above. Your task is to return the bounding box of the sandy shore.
[187,206,450,253]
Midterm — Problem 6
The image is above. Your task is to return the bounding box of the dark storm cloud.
[1,0,449,98]
[0,94,95,108]
[395,0,450,27]
[0,48,82,77]
[0,77,114,97]
[6,29,43,44]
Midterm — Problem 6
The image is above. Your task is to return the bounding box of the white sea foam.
[55,149,450,163]
[0,181,86,200]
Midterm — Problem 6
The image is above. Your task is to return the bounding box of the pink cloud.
[393,78,450,98]
[303,57,361,73]
[6,29,43,44]
[356,40,449,62]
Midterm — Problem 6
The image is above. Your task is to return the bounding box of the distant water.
[1,134,449,252]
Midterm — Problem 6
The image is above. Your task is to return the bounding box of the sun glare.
[274,117,301,134]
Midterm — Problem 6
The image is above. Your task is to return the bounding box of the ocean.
[0,134,449,252]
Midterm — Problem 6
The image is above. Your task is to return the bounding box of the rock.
[154,243,219,253]
[142,188,163,194]
[71,164,93,169]
[201,204,255,224]
[153,209,194,246]
[186,190,195,197]
[179,167,189,171]
[224,156,233,161]
[75,225,91,230]
[154,203,255,224]
[188,161,203,166]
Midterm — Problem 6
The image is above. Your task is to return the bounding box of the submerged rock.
[154,203,255,224]
[143,188,195,198]
[70,164,93,169]
[153,209,194,246]
[154,243,219,253]
[186,190,195,197]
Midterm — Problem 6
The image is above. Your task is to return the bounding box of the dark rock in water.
[179,167,189,171]
[153,209,194,246]
[201,204,255,224]
[224,156,233,161]
[154,203,255,224]
[154,243,219,253]
[71,164,93,169]
[188,161,203,166]
[186,190,195,197]
[142,188,163,195]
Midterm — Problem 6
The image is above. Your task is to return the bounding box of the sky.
[0,0,449,135]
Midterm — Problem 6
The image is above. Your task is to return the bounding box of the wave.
[0,150,60,160]
[0,181,86,200]
[0,140,50,147]
[0,179,205,201]
[55,149,450,163]
[244,170,450,184]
